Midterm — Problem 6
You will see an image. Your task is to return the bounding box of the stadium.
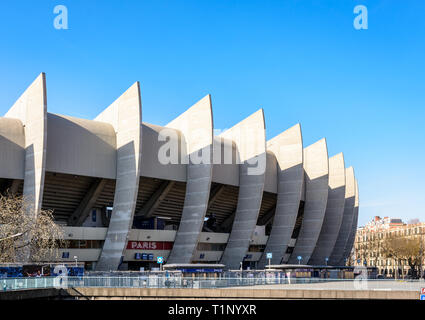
[0,73,359,272]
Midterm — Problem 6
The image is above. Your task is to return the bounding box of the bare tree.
[381,236,421,279]
[0,193,65,263]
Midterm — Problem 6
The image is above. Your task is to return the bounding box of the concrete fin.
[167,95,214,264]
[257,123,304,268]
[308,152,346,265]
[95,82,142,271]
[288,138,329,264]
[220,109,266,270]
[329,167,356,265]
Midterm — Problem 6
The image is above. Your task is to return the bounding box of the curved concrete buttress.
[341,178,359,264]
[166,95,214,264]
[0,117,25,179]
[257,124,303,268]
[95,82,142,271]
[5,73,47,211]
[288,138,329,264]
[4,73,47,262]
[308,153,346,265]
[220,109,266,270]
[329,167,355,266]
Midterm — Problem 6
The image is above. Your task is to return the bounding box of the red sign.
[127,241,173,250]
[422,288,425,294]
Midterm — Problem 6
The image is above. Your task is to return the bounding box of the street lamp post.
[74,256,78,267]
[266,252,272,270]
[297,256,302,265]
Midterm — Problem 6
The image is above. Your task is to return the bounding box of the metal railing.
[1,277,57,291]
[2,276,424,292]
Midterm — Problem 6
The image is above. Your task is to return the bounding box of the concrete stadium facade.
[0,74,359,271]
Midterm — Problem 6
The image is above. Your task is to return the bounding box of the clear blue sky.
[0,1,424,226]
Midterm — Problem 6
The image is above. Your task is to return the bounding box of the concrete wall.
[308,153,346,265]
[58,249,101,262]
[198,232,229,243]
[46,113,116,178]
[212,137,239,186]
[95,82,142,271]
[64,287,422,301]
[251,226,269,245]
[193,250,223,262]
[329,167,356,265]
[62,227,230,244]
[213,134,276,194]
[220,110,266,270]
[258,124,303,268]
[0,117,25,179]
[128,229,177,242]
[288,138,329,264]
[63,226,108,240]
[167,95,214,263]
[141,122,186,182]
[264,150,278,193]
[4,287,421,301]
